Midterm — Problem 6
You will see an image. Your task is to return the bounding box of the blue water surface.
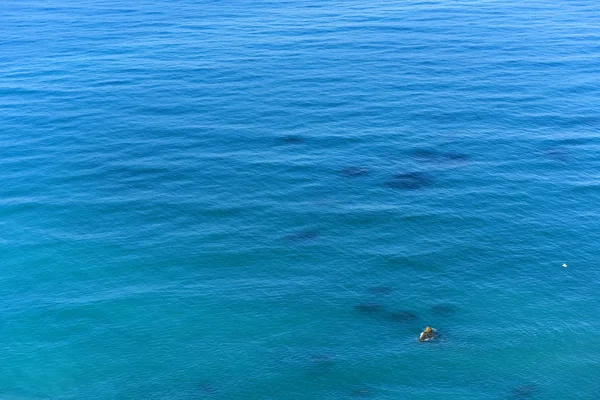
[1,0,600,398]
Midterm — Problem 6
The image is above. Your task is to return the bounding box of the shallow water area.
[1,0,600,398]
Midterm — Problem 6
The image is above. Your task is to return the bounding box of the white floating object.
[562,263,567,268]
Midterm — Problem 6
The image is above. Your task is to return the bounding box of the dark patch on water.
[543,147,569,162]
[197,383,217,398]
[413,149,438,159]
[351,387,373,397]
[284,230,319,242]
[385,172,431,190]
[431,303,457,316]
[385,310,419,323]
[306,354,337,377]
[354,303,385,313]
[340,166,370,177]
[280,135,305,145]
[511,384,537,398]
[447,153,468,162]
[310,354,336,366]
[367,286,393,295]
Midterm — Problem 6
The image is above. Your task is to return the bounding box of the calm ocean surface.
[1,0,600,398]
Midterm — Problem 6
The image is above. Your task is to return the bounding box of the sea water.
[1,0,600,398]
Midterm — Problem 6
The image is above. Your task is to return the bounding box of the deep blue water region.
[1,0,600,399]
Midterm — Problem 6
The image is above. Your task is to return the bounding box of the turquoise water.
[2,0,600,398]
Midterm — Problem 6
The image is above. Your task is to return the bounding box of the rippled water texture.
[1,0,600,398]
